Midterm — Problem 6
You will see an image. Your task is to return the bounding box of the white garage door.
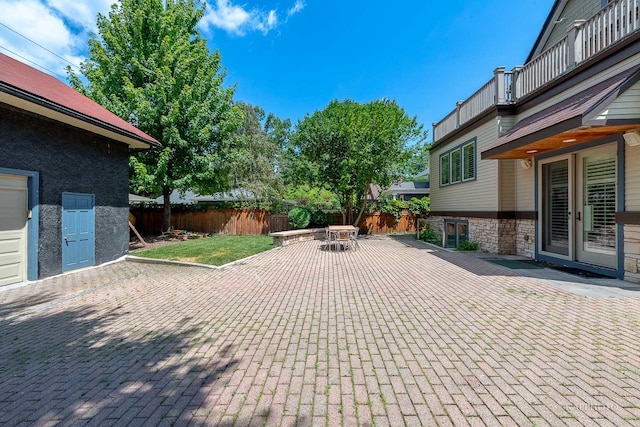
[0,174,28,287]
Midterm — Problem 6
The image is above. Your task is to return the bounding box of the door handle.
[576,212,581,221]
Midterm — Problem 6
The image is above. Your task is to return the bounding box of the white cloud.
[287,0,305,18]
[0,0,87,76]
[47,0,113,32]
[0,0,306,81]
[202,0,251,34]
[267,10,278,28]
[201,0,283,35]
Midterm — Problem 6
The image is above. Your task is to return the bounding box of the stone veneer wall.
[516,219,536,258]
[469,218,516,255]
[428,216,517,254]
[624,224,640,283]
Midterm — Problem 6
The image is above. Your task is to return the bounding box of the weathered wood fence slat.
[129,208,418,236]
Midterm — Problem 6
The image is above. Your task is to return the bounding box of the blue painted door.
[62,193,95,272]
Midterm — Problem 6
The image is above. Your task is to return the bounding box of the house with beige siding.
[430,0,640,281]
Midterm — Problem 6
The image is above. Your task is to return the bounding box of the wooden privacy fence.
[358,211,417,234]
[130,208,418,235]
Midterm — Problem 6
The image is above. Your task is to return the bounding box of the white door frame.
[575,144,618,268]
[537,143,618,268]
[538,154,574,262]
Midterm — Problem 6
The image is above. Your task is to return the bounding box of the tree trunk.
[163,187,172,232]
[345,191,353,225]
[352,190,369,227]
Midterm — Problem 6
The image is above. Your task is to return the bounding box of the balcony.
[433,0,640,142]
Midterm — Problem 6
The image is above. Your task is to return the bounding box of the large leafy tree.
[227,103,284,204]
[69,0,239,230]
[295,99,426,225]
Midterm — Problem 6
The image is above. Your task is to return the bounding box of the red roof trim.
[0,53,160,148]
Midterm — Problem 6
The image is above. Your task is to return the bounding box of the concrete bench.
[269,228,327,247]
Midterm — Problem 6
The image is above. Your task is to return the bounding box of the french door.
[539,144,617,268]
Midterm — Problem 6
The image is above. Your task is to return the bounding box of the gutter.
[0,82,160,149]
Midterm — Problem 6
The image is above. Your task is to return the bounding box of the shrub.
[288,207,311,229]
[283,185,341,211]
[406,197,430,217]
[456,241,479,251]
[419,224,442,246]
[370,196,430,222]
[310,209,328,227]
[376,197,405,222]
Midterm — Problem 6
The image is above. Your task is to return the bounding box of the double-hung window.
[440,154,450,186]
[439,138,476,186]
[462,141,475,181]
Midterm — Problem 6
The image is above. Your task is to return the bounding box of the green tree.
[401,141,431,180]
[68,0,239,230]
[228,103,283,204]
[294,99,426,225]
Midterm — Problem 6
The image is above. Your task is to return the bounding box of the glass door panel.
[577,150,616,267]
[542,159,570,256]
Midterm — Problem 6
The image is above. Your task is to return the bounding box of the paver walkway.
[0,235,639,426]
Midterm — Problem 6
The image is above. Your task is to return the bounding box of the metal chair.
[327,230,351,251]
[349,228,359,251]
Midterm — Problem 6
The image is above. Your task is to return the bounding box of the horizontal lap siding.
[626,145,640,210]
[598,81,640,119]
[543,0,602,51]
[430,120,499,212]
[499,160,516,211]
[519,53,640,121]
[516,163,536,211]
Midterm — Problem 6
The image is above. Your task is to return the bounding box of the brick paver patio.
[1,235,639,426]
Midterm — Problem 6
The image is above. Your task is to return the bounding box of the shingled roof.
[482,67,640,159]
[0,53,159,149]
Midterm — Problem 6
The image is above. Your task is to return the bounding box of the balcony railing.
[433,0,640,142]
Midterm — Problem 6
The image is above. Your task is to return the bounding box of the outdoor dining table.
[326,225,359,251]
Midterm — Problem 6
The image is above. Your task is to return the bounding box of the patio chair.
[333,230,351,251]
[349,228,359,251]
[324,228,333,250]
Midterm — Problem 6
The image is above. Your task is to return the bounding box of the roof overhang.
[482,67,640,160]
[0,83,159,150]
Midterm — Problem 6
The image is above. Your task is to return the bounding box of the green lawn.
[134,235,274,266]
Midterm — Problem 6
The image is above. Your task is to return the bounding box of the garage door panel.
[0,174,28,286]
[0,236,23,255]
[0,190,27,232]
[0,263,22,287]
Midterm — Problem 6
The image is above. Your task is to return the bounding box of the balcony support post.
[494,66,506,104]
[511,66,523,101]
[567,19,586,68]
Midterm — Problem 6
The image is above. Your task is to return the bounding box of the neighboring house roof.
[382,181,430,196]
[482,67,640,159]
[414,168,430,179]
[195,188,256,203]
[156,190,199,204]
[367,184,381,200]
[129,194,154,203]
[155,188,256,204]
[0,53,160,149]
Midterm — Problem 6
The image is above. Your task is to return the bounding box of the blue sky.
[0,0,555,140]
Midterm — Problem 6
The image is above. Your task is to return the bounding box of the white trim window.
[439,138,476,187]
[462,141,475,181]
[440,154,450,186]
